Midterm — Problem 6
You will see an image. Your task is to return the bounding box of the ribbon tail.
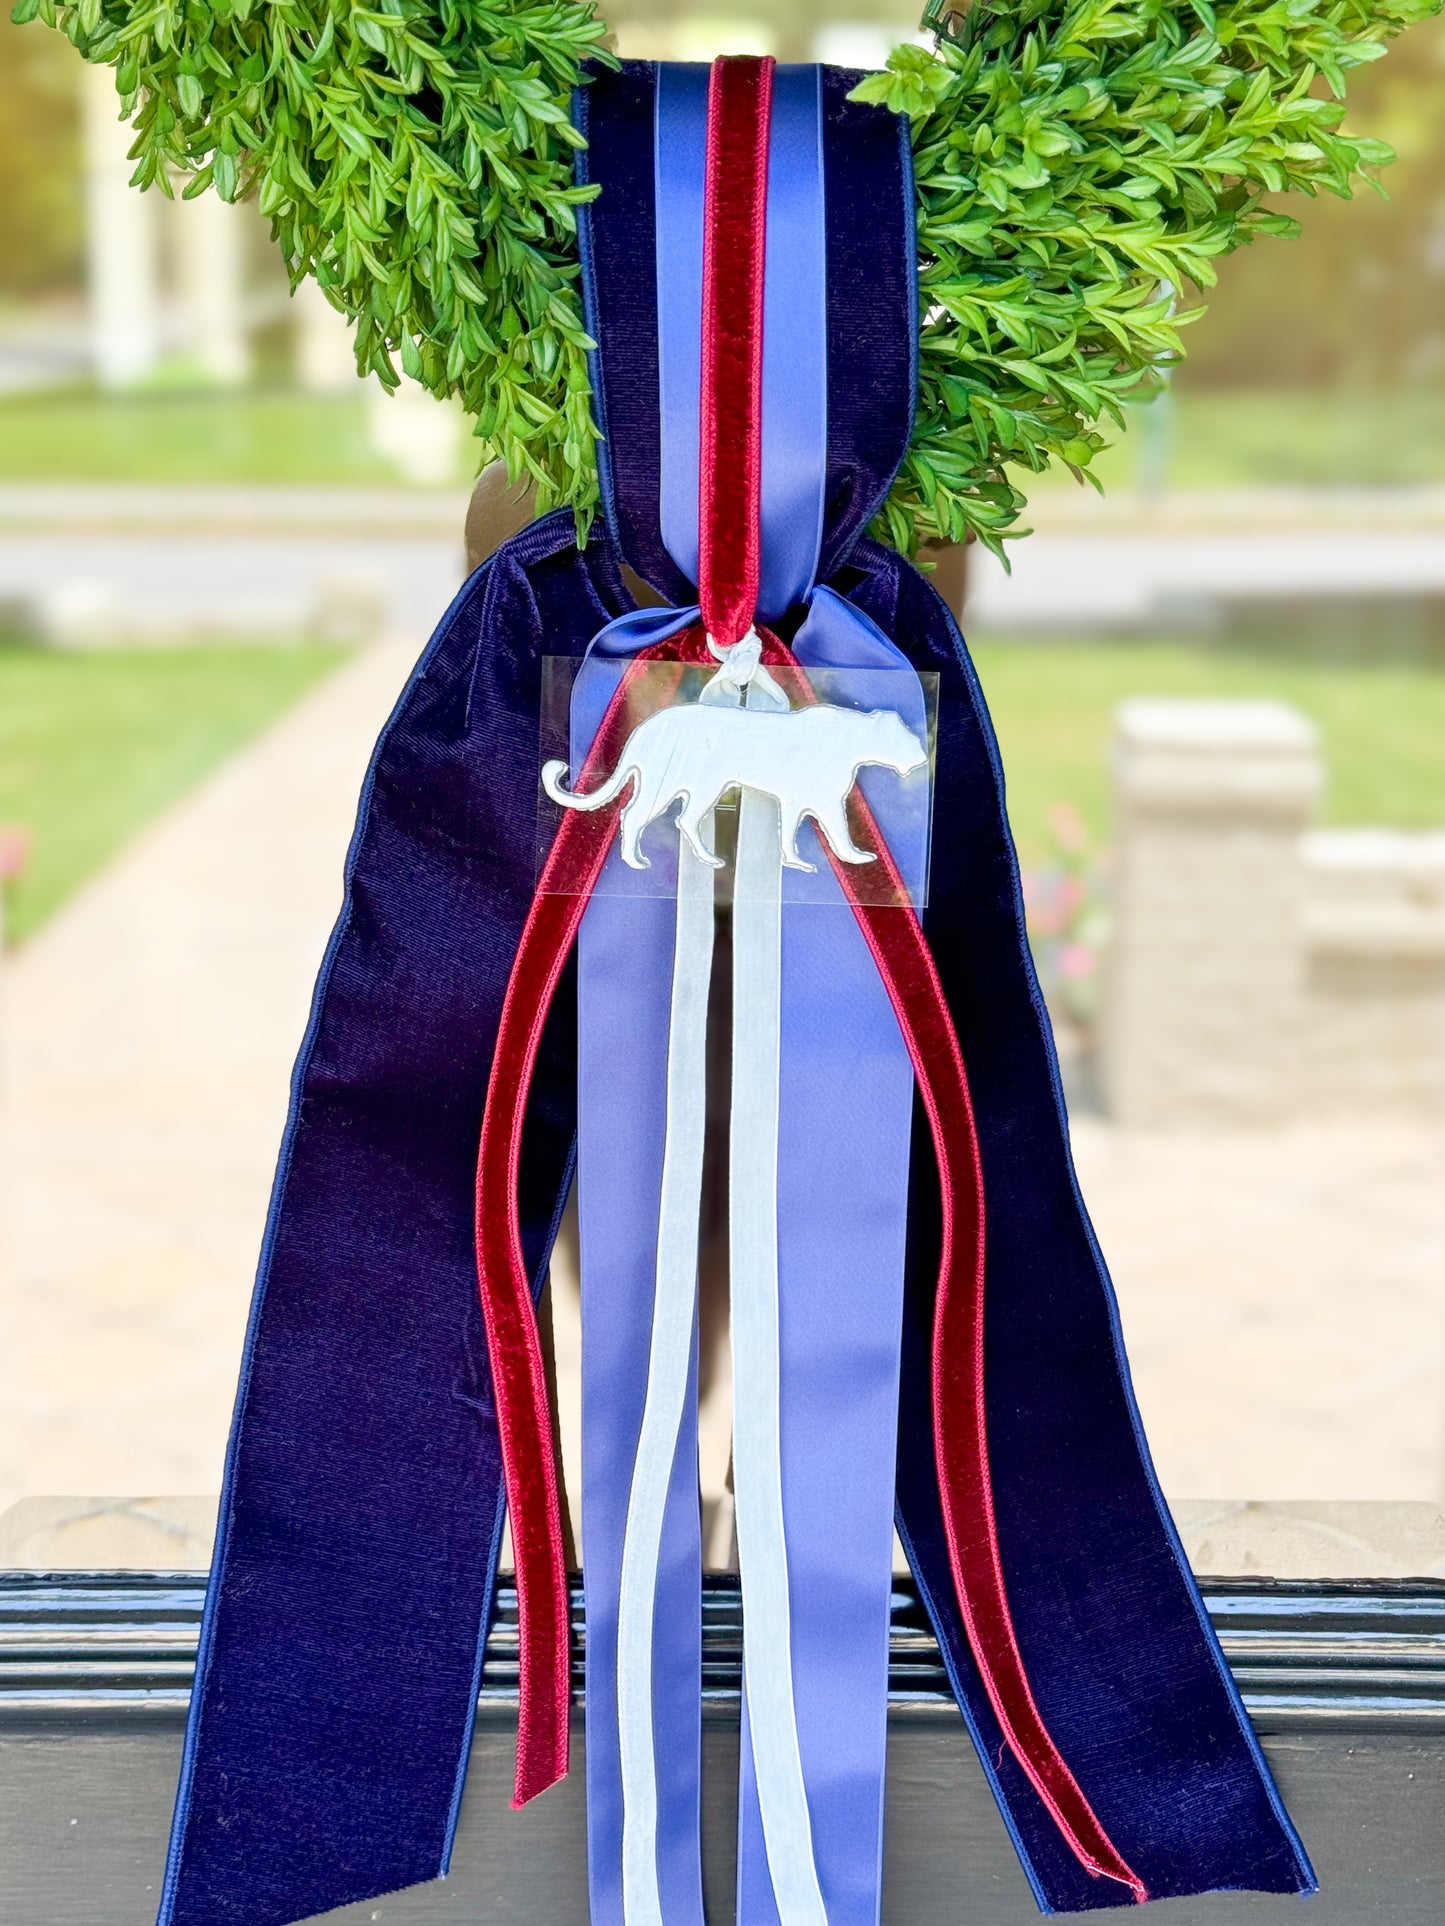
[758,635,1148,1904]
[841,814,1148,1906]
[476,865,592,1807]
[616,820,717,1923]
[732,782,829,1926]
[474,633,706,1808]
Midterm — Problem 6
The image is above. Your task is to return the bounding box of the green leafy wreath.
[14,0,1436,554]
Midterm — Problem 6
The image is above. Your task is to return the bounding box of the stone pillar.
[82,64,161,388]
[1099,699,1322,1126]
[1300,829,1445,1115]
[174,191,251,385]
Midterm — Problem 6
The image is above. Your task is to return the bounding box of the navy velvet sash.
[157,58,1313,1926]
[156,520,615,1926]
[842,539,1313,1908]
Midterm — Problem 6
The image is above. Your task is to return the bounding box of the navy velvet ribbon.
[157,519,621,1926]
[842,541,1315,1910]
[155,57,1313,1926]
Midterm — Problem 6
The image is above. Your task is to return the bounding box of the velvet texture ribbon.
[151,52,1315,1926]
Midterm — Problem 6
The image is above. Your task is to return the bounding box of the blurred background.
[0,3,1442,1577]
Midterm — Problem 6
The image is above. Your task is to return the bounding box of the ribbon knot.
[706,621,761,680]
[704,625,788,712]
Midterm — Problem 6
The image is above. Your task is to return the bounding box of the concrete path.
[0,622,1442,1523]
[969,526,1445,632]
[0,531,463,643]
[0,485,469,533]
[7,482,1445,645]
[19,519,1440,645]
[0,478,472,642]
[0,634,418,1513]
[1074,1114,1445,1503]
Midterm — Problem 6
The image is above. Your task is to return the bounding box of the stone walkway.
[1,633,1442,1524]
[969,522,1445,633]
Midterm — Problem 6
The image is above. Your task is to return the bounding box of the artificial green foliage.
[857,0,1436,552]
[13,0,614,521]
[15,0,1436,551]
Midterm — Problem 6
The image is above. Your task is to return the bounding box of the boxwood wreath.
[15,0,1437,556]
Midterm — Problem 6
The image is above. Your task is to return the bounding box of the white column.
[292,275,359,393]
[1099,699,1322,1126]
[174,191,251,386]
[82,64,162,388]
[366,380,463,485]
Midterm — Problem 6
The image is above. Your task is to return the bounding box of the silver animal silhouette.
[542,701,927,871]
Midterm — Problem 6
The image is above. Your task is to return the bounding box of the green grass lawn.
[0,385,474,488]
[0,643,345,943]
[970,640,1445,865]
[5,382,1445,494]
[1023,387,1445,500]
[1,634,1437,948]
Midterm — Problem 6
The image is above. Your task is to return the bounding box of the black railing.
[7,1569,1445,1728]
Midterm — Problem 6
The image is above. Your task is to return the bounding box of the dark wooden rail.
[5,1571,1445,1922]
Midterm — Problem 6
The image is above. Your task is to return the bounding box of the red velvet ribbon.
[471,50,1145,1902]
[762,652,1147,1905]
[473,643,699,1807]
[698,53,771,648]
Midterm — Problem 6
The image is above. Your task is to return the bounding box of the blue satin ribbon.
[656,62,827,620]
[576,601,705,1926]
[575,64,924,1925]
[737,590,926,1926]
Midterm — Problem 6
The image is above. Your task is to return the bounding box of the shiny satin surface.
[656,63,827,620]
[572,604,711,1926]
[576,61,915,604]
[733,591,928,1926]
[580,55,1313,1915]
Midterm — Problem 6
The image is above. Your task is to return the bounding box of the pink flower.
[0,826,29,884]
[1057,942,1095,982]
[1046,801,1088,857]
